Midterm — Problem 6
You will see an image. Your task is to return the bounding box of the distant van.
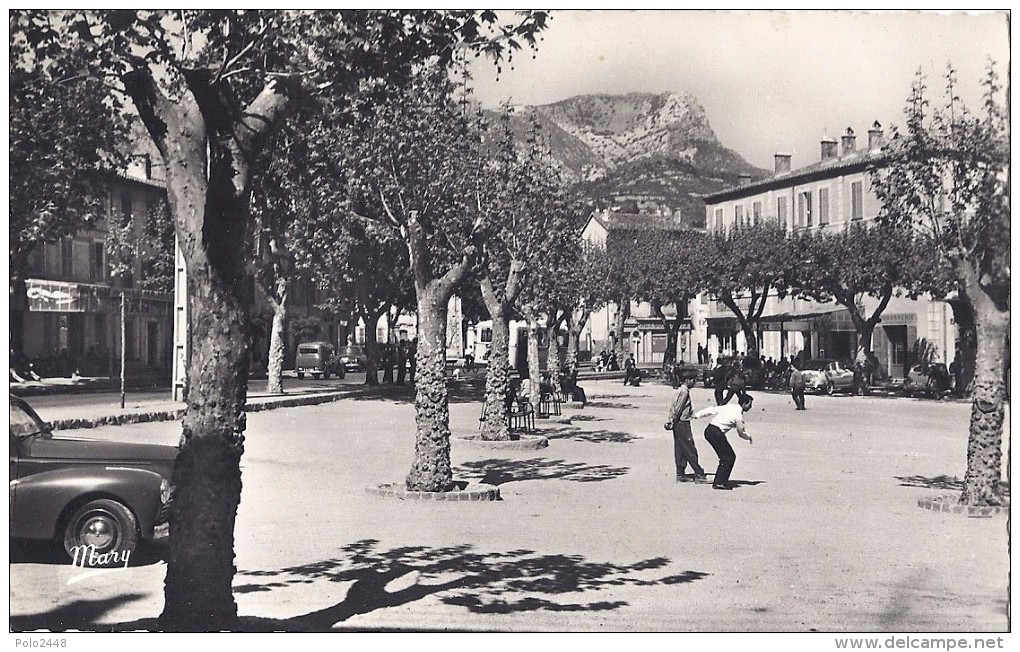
[295,342,344,380]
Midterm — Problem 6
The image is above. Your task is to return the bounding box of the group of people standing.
[667,370,754,491]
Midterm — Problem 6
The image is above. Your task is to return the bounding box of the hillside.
[509,91,767,226]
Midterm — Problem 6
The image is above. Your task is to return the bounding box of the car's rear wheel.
[825,381,835,396]
[63,499,138,567]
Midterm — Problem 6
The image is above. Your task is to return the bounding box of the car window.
[298,346,318,355]
[10,402,46,437]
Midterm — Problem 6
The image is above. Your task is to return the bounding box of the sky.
[469,9,1010,171]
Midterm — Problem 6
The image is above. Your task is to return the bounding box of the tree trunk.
[958,266,1009,506]
[124,68,294,632]
[362,311,380,385]
[526,312,542,407]
[161,261,248,631]
[565,308,588,370]
[612,296,629,354]
[948,297,977,394]
[479,312,511,441]
[545,312,563,387]
[405,285,455,491]
[265,286,287,395]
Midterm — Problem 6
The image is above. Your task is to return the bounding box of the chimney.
[738,173,752,186]
[774,153,792,174]
[841,127,856,157]
[868,121,884,151]
[820,134,838,161]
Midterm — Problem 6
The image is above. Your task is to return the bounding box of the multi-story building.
[701,123,957,379]
[580,208,706,365]
[20,163,175,381]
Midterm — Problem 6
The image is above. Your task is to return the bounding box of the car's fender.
[11,466,166,542]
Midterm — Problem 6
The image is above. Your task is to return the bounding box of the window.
[752,201,762,225]
[818,188,830,226]
[89,242,105,281]
[480,328,493,343]
[851,181,863,220]
[777,196,788,229]
[734,205,743,226]
[714,208,723,230]
[798,191,813,228]
[61,237,73,277]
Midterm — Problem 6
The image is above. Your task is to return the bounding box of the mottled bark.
[957,262,1009,506]
[124,67,293,631]
[565,307,588,370]
[265,285,287,395]
[480,313,511,440]
[405,287,454,491]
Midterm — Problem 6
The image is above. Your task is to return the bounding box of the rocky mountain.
[509,92,767,227]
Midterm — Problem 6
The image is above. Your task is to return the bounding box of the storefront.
[22,279,173,379]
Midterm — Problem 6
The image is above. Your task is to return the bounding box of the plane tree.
[701,222,796,361]
[625,228,708,365]
[9,16,127,360]
[474,112,581,439]
[792,221,933,360]
[870,65,1009,507]
[18,8,548,630]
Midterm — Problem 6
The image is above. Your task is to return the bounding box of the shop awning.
[26,279,110,312]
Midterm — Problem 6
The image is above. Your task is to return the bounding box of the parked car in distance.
[905,362,952,394]
[9,396,177,567]
[295,341,344,380]
[336,345,367,372]
[800,358,855,395]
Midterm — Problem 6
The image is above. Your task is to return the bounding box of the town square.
[8,8,1010,647]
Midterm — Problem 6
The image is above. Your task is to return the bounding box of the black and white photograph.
[7,8,1011,647]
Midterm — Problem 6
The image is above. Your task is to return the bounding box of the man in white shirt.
[692,394,754,490]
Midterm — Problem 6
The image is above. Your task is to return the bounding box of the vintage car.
[904,362,952,394]
[336,345,368,372]
[799,358,856,395]
[295,341,345,380]
[9,396,178,567]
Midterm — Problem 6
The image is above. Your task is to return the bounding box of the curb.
[48,392,347,431]
[453,434,549,450]
[917,494,1009,517]
[365,481,500,501]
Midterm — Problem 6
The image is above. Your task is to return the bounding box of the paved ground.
[9,379,1010,632]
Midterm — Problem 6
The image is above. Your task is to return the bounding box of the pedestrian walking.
[666,370,708,483]
[623,353,637,385]
[722,363,747,405]
[712,360,729,406]
[790,363,806,410]
[692,394,755,490]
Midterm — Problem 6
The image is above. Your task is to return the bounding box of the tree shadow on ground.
[337,379,487,405]
[232,539,709,631]
[10,594,151,632]
[895,474,965,491]
[565,413,608,423]
[455,457,630,484]
[12,540,708,632]
[583,401,639,410]
[540,425,641,444]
